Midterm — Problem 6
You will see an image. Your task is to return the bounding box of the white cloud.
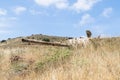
[71,0,101,13]
[35,0,54,7]
[30,9,49,16]
[0,30,10,34]
[0,17,18,41]
[30,9,42,15]
[78,14,94,27]
[55,0,68,9]
[34,0,68,9]
[102,7,113,18]
[0,17,17,36]
[34,0,102,12]
[13,6,27,15]
[0,23,9,28]
[0,8,7,16]
[0,17,17,28]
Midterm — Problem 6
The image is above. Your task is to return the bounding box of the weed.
[35,48,71,71]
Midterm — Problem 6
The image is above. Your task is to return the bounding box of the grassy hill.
[0,34,68,47]
[0,34,120,80]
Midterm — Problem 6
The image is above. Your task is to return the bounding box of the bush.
[1,40,7,43]
[42,38,50,42]
[8,38,11,40]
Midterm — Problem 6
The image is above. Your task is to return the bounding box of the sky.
[0,0,120,40]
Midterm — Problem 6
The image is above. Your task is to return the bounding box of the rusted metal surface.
[22,39,69,47]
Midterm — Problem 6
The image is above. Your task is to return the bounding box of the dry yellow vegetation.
[0,37,120,80]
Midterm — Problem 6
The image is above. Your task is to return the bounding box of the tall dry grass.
[0,38,120,80]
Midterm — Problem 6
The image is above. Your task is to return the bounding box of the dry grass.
[0,37,120,80]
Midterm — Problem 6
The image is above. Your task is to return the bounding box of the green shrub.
[42,38,50,42]
[35,48,71,70]
[1,40,7,43]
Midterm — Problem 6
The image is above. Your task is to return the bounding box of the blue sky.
[0,0,120,40]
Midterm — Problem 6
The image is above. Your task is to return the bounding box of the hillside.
[0,35,120,80]
[0,34,68,46]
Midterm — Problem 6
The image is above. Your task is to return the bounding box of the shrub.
[1,40,7,43]
[8,38,11,40]
[32,37,35,39]
[35,48,71,71]
[42,38,50,42]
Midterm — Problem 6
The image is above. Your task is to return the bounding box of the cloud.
[13,6,27,15]
[30,9,42,15]
[34,0,55,7]
[34,0,102,12]
[0,17,17,36]
[71,0,101,13]
[102,7,113,18]
[0,30,10,34]
[0,16,18,40]
[78,14,95,27]
[54,0,69,9]
[0,8,7,16]
[0,17,17,28]
[34,0,68,9]
[29,9,49,16]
